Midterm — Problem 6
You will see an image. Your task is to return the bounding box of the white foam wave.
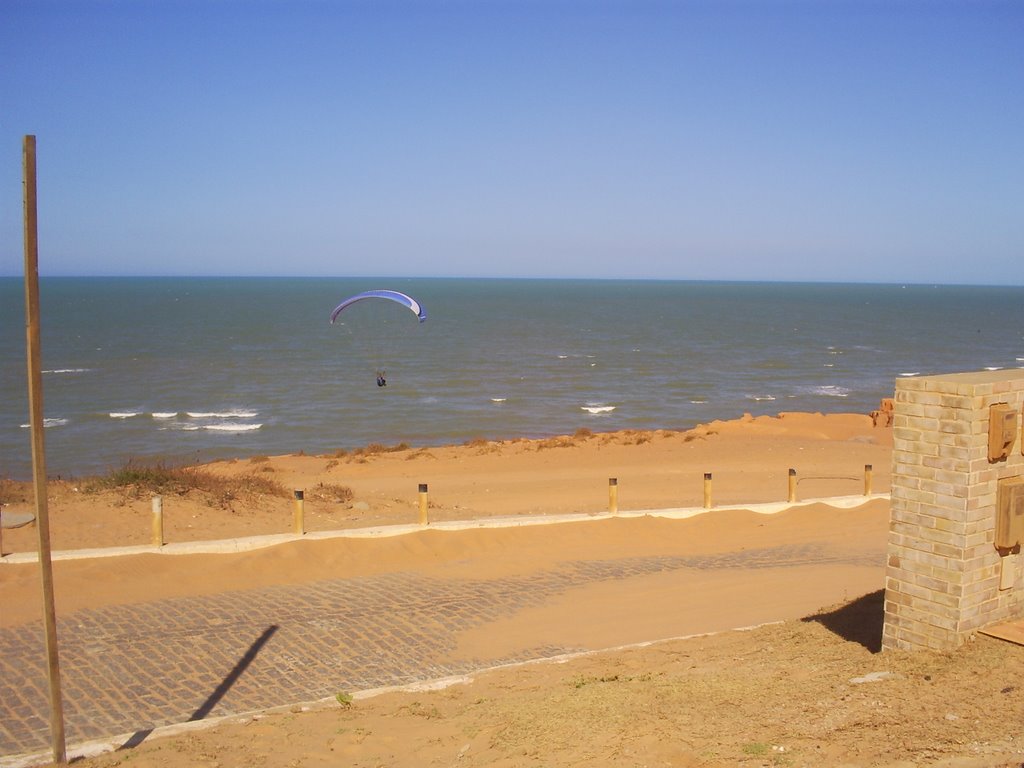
[984,366,1002,371]
[43,368,90,374]
[204,423,262,432]
[746,395,776,402]
[110,411,141,419]
[21,418,68,428]
[899,372,919,377]
[491,398,507,403]
[151,412,178,419]
[581,405,616,414]
[690,398,708,404]
[809,385,850,398]
[186,410,258,419]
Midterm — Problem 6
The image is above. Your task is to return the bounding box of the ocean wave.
[151,412,178,419]
[899,372,920,377]
[581,405,615,414]
[491,397,507,403]
[110,411,141,419]
[20,417,68,428]
[42,368,90,374]
[807,385,850,398]
[204,423,262,432]
[984,366,1002,371]
[746,394,776,402]
[186,410,258,419]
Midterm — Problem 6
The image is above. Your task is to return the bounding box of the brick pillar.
[883,370,1024,651]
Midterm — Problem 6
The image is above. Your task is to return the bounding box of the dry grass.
[351,442,412,458]
[82,461,290,509]
[0,478,28,506]
[308,482,355,503]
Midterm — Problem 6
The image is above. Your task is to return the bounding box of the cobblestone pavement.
[0,543,882,758]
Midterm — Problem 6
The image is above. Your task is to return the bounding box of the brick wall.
[883,370,1024,651]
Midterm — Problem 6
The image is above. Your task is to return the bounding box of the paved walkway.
[0,543,883,762]
[1,499,888,763]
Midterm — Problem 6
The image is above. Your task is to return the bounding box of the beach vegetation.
[83,460,290,508]
[536,436,574,450]
[0,478,27,505]
[249,455,270,463]
[310,483,354,503]
[573,428,593,439]
[324,459,339,471]
[401,701,442,719]
[352,442,412,459]
[335,691,353,708]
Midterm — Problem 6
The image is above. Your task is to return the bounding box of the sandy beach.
[2,412,1023,767]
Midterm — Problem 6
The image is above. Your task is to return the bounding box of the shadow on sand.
[802,589,884,653]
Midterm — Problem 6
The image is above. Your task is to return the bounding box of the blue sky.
[2,0,1022,283]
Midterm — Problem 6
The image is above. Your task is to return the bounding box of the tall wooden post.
[608,478,618,515]
[864,464,873,496]
[703,472,712,509]
[23,135,67,764]
[788,468,797,503]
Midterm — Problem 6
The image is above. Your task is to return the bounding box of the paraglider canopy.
[330,290,426,324]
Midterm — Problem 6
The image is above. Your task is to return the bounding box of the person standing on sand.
[376,370,387,387]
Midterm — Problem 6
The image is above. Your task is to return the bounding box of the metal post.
[608,477,618,515]
[788,468,797,503]
[23,135,67,764]
[418,483,428,525]
[703,472,712,509]
[293,489,305,535]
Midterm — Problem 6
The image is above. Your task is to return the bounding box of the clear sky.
[2,0,1022,283]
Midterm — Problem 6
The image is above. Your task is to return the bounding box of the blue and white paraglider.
[330,290,426,325]
[330,290,426,387]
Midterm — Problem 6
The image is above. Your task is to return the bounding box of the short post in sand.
[293,489,305,535]
[788,468,797,503]
[151,496,164,547]
[418,483,429,525]
[608,477,618,515]
[864,464,873,496]
[703,472,712,509]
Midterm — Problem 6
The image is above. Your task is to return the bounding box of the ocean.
[2,277,1023,480]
